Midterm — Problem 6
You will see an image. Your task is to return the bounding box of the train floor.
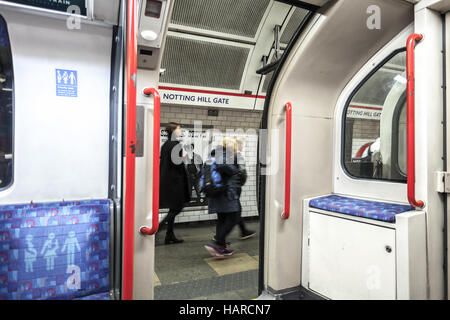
[154,218,259,300]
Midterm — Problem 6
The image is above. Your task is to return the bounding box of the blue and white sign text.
[56,69,78,98]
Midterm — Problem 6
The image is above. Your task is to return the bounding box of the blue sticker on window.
[56,69,77,98]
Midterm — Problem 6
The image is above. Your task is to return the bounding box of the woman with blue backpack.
[202,137,243,258]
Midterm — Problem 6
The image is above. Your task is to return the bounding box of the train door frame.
[0,0,124,300]
[124,0,174,300]
[109,0,126,300]
[441,9,450,300]
[257,6,318,296]
[413,5,447,299]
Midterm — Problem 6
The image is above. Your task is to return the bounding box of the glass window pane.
[343,51,407,182]
[397,103,407,175]
[0,16,13,189]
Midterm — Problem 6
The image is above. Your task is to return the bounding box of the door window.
[343,50,407,182]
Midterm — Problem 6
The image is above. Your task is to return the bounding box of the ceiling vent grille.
[160,35,250,90]
[280,8,309,45]
[170,0,271,38]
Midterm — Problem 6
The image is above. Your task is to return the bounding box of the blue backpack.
[200,157,225,197]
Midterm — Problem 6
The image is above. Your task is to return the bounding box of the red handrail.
[406,33,424,208]
[282,102,292,219]
[123,0,138,300]
[140,88,161,236]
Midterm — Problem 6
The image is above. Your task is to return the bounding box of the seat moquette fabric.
[309,194,414,223]
[0,199,111,300]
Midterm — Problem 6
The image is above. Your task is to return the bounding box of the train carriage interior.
[0,0,450,302]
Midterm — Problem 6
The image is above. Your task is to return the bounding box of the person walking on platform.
[235,137,256,240]
[159,122,191,244]
[183,143,203,204]
[203,138,243,258]
[210,137,255,244]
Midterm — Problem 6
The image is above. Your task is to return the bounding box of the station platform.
[154,219,259,300]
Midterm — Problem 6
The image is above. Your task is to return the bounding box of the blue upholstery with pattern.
[0,199,111,300]
[75,292,111,300]
[309,194,414,223]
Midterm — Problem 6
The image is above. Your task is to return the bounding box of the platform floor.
[154,219,259,300]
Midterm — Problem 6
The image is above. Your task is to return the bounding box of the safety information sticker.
[56,69,78,98]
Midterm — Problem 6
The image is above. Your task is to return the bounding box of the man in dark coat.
[159,122,191,244]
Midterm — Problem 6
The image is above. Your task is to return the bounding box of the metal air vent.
[160,35,251,90]
[170,0,271,38]
[261,52,283,93]
[280,8,309,45]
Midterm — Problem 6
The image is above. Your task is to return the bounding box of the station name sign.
[347,105,382,120]
[159,87,265,110]
[3,0,87,16]
[162,93,231,105]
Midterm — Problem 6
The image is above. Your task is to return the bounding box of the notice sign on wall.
[160,125,212,208]
[3,0,87,16]
[56,69,78,98]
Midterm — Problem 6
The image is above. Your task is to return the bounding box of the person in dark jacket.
[183,143,203,203]
[159,122,191,244]
[204,138,242,258]
[235,137,256,240]
[210,137,255,243]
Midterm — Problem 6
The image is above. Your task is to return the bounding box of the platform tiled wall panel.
[351,119,380,157]
[159,105,263,224]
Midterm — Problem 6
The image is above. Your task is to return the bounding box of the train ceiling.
[159,0,312,96]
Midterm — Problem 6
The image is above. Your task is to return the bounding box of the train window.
[0,16,13,189]
[396,102,407,175]
[343,50,407,182]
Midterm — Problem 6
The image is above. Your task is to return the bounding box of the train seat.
[304,194,426,299]
[0,199,111,300]
[309,194,415,223]
[74,292,111,300]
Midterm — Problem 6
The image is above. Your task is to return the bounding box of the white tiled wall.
[159,105,263,224]
[351,119,380,157]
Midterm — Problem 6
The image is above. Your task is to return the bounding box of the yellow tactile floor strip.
[203,253,258,276]
[154,271,161,287]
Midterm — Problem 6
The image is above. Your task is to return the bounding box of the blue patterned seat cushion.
[309,195,414,223]
[0,199,111,300]
[75,292,110,300]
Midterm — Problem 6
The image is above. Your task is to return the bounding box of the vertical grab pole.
[140,88,161,236]
[282,102,292,219]
[123,0,138,300]
[406,33,425,208]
